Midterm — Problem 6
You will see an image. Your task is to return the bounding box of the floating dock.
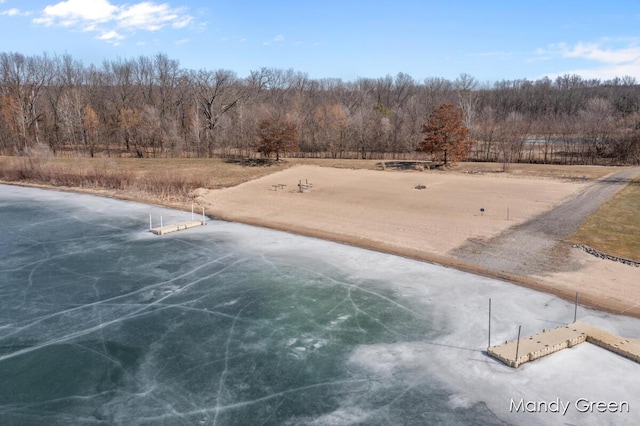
[150,220,205,235]
[488,321,640,368]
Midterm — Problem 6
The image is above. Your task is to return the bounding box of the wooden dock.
[150,220,205,235]
[488,321,640,368]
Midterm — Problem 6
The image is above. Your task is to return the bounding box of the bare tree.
[192,69,245,157]
[0,53,54,152]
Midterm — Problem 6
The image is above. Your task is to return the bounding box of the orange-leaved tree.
[255,114,298,161]
[417,104,473,166]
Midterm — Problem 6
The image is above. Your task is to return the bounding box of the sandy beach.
[201,164,640,316]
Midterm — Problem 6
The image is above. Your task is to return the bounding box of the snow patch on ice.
[304,406,371,426]
[447,393,473,410]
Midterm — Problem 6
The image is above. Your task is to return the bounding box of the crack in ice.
[212,300,255,426]
[0,257,248,363]
[0,254,237,341]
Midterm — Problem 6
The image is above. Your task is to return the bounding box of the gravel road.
[451,167,640,277]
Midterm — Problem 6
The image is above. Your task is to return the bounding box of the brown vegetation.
[0,154,289,202]
[417,104,473,166]
[254,114,299,160]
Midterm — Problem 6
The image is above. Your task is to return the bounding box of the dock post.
[514,325,522,368]
[574,292,579,323]
[149,214,152,230]
[488,298,492,349]
[160,216,163,235]
[202,207,205,224]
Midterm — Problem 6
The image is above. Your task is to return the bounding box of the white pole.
[192,203,194,220]
[202,207,205,224]
[488,298,491,349]
[515,325,522,368]
[149,214,152,230]
[160,216,163,229]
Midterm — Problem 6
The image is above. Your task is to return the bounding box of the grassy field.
[448,162,623,180]
[0,155,623,189]
[570,178,640,262]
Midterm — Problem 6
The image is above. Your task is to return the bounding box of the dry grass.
[2,156,622,191]
[570,179,640,261]
[0,156,292,201]
[0,156,382,199]
[449,162,623,180]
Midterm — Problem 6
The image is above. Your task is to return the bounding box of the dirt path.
[451,167,640,277]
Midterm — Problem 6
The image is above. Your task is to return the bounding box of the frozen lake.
[1,184,639,425]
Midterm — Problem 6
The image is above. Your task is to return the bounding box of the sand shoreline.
[4,165,640,318]
[210,209,640,317]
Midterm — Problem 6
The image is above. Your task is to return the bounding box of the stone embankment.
[573,244,640,268]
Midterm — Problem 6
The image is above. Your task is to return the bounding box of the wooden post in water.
[160,216,163,235]
[149,215,152,230]
[514,325,522,367]
[574,292,579,323]
[488,298,492,349]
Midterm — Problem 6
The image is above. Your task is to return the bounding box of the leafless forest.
[2,51,640,164]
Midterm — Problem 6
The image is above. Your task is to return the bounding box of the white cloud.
[172,15,191,29]
[32,0,193,44]
[97,29,125,45]
[34,0,117,27]
[534,38,640,80]
[0,8,18,16]
[263,34,285,45]
[174,38,189,45]
[1,8,32,16]
[560,40,640,64]
[117,2,191,31]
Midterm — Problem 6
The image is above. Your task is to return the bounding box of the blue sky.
[1,0,640,83]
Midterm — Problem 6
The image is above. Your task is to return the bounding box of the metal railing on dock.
[150,220,205,235]
[149,205,207,236]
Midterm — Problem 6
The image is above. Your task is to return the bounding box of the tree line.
[1,51,640,164]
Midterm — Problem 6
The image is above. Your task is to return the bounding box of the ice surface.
[1,184,640,425]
